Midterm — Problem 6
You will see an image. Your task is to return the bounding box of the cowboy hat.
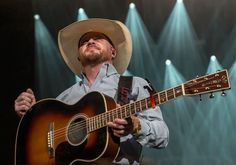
[58,18,132,75]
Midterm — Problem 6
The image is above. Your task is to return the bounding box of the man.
[14,18,169,164]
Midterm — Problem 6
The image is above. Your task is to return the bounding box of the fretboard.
[87,84,184,132]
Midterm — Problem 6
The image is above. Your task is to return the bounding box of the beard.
[79,49,110,66]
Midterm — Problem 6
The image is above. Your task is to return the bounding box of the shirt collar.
[79,63,119,85]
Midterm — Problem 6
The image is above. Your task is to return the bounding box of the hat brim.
[58,18,132,75]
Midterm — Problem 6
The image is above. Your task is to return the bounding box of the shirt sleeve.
[131,77,169,148]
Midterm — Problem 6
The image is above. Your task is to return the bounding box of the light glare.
[78,8,84,14]
[177,0,183,3]
[129,3,135,9]
[211,55,216,61]
[34,14,40,20]
[166,59,171,65]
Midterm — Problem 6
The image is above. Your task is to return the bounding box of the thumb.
[26,88,36,103]
[26,88,34,94]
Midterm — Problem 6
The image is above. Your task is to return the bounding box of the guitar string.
[53,105,130,140]
[52,76,222,140]
[52,81,222,140]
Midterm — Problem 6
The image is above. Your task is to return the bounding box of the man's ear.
[111,47,117,59]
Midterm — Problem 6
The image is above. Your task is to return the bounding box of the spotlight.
[165,59,171,65]
[34,14,40,20]
[78,8,84,14]
[129,3,135,9]
[177,0,183,3]
[211,55,216,61]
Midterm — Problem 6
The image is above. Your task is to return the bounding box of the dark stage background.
[1,0,236,164]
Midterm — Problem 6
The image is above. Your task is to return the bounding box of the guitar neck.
[87,84,184,132]
[87,69,231,132]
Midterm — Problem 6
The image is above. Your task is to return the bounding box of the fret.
[93,117,96,130]
[128,104,132,116]
[124,106,128,118]
[89,120,92,132]
[160,91,167,103]
[114,109,118,119]
[91,117,94,131]
[105,113,108,126]
[134,102,137,113]
[138,101,142,112]
[130,103,135,114]
[87,119,90,132]
[146,98,151,109]
[136,101,139,112]
[97,115,100,128]
[112,110,115,121]
[123,107,126,118]
[122,106,126,118]
[124,107,127,118]
[121,106,125,118]
[118,108,124,119]
[120,107,124,119]
[95,116,98,130]
[141,99,145,109]
[98,115,101,129]
[107,112,110,123]
[121,107,124,118]
[101,113,106,127]
[145,99,149,109]
[117,108,121,119]
[98,114,101,128]
[89,118,91,131]
[173,88,176,98]
[154,94,160,105]
[167,89,174,100]
[165,90,168,101]
[174,86,183,97]
[158,92,161,104]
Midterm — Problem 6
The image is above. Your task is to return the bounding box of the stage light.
[129,3,135,9]
[125,1,159,88]
[177,0,183,3]
[77,8,88,21]
[206,55,222,74]
[165,59,171,65]
[157,0,207,79]
[210,55,216,61]
[34,17,74,98]
[78,8,84,14]
[34,14,40,20]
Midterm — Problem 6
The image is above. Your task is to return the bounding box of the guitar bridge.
[47,122,55,158]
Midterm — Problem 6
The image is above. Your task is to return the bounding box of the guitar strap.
[117,76,133,106]
[116,76,143,164]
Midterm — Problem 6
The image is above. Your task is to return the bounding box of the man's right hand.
[14,88,36,117]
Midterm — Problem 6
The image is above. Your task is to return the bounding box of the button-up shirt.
[56,63,169,164]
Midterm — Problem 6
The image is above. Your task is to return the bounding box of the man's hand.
[107,116,141,137]
[14,88,36,117]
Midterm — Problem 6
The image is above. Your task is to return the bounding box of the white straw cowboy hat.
[58,18,132,75]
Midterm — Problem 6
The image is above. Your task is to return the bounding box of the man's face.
[78,32,116,66]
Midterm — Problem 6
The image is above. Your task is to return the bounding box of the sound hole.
[67,115,87,146]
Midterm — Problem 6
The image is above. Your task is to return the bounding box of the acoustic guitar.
[14,69,230,165]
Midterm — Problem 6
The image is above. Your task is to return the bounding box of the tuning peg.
[199,94,202,101]
[221,90,226,97]
[209,92,214,99]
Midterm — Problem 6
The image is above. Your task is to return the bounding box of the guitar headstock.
[184,69,231,96]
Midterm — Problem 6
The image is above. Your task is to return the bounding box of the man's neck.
[82,63,106,86]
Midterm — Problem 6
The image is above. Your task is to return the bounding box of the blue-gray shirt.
[56,64,169,164]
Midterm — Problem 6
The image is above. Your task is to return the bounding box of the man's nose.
[87,38,96,44]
